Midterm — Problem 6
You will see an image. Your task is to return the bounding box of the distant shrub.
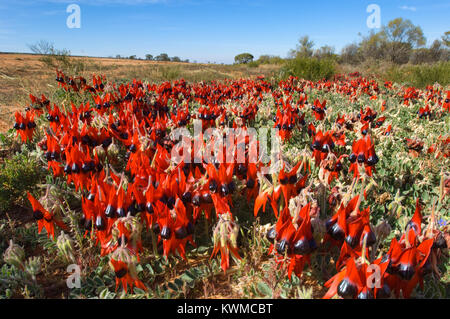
[247,61,260,68]
[155,53,171,62]
[385,61,450,87]
[281,57,336,81]
[257,55,286,65]
[234,53,254,64]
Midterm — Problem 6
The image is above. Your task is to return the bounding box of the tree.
[442,31,450,48]
[257,55,284,65]
[155,53,170,62]
[234,53,254,64]
[289,36,315,58]
[258,55,272,64]
[410,39,450,64]
[28,40,55,55]
[314,45,336,60]
[359,30,387,61]
[340,43,362,65]
[129,55,137,60]
[28,40,70,56]
[171,56,182,62]
[145,54,153,60]
[381,18,426,64]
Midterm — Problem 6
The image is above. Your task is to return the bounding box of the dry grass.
[0,53,280,133]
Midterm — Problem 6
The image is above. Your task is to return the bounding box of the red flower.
[14,111,36,142]
[348,135,378,179]
[443,91,450,112]
[110,259,147,293]
[312,99,326,121]
[27,192,67,239]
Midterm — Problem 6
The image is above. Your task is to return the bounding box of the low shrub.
[383,62,450,87]
[281,57,336,81]
[0,152,46,213]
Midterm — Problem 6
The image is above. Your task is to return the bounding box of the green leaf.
[145,264,154,275]
[257,281,272,298]
[161,257,169,266]
[99,288,110,299]
[196,246,210,254]
[133,288,146,295]
[168,282,178,291]
[174,278,184,288]
[181,271,195,283]
[94,276,104,287]
[86,277,96,288]
[291,274,300,285]
[153,263,164,274]
[163,290,171,299]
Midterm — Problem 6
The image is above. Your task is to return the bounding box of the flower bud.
[25,256,41,280]
[375,220,391,239]
[108,141,120,159]
[3,240,25,269]
[229,224,239,248]
[94,145,106,161]
[56,231,75,263]
[220,223,227,248]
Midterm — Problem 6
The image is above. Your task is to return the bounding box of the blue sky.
[0,0,449,64]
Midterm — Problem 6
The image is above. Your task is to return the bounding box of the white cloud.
[399,5,417,12]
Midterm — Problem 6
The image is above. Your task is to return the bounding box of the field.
[0,53,280,132]
[0,53,449,300]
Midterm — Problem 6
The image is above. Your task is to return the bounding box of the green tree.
[442,31,450,48]
[145,54,153,60]
[381,18,426,64]
[359,30,387,61]
[257,55,284,65]
[234,53,254,64]
[289,36,315,58]
[314,45,336,60]
[155,53,170,62]
[340,43,362,65]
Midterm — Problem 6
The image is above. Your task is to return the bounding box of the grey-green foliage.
[0,150,46,212]
[0,259,43,299]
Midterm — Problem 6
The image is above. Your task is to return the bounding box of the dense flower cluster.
[14,70,449,298]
